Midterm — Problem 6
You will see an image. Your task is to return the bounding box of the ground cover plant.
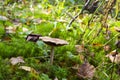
[0,0,120,80]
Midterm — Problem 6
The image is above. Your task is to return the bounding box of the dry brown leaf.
[10,56,25,65]
[75,45,85,53]
[33,18,45,24]
[106,54,120,63]
[0,15,8,21]
[106,50,118,57]
[106,50,120,63]
[77,62,96,79]
[12,19,20,25]
[92,43,103,47]
[79,54,85,61]
[19,66,38,74]
[5,26,16,34]
[115,27,120,32]
[19,66,33,72]
[104,45,110,51]
[22,27,29,32]
[19,66,31,72]
[72,64,80,70]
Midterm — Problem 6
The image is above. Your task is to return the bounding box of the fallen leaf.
[115,27,120,32]
[5,26,16,34]
[106,50,120,63]
[32,18,44,24]
[19,66,38,74]
[0,15,8,21]
[72,64,80,70]
[79,54,85,62]
[10,56,25,65]
[19,66,32,72]
[104,45,110,51]
[22,27,29,32]
[12,19,20,25]
[77,62,96,79]
[75,45,85,53]
[92,43,103,47]
[106,54,120,63]
[106,50,118,57]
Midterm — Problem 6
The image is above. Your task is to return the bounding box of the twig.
[67,0,91,29]
[67,11,81,28]
[65,12,79,23]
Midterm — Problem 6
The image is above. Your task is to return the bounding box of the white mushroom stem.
[39,36,69,65]
[50,46,55,65]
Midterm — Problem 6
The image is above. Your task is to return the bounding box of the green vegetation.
[0,0,120,80]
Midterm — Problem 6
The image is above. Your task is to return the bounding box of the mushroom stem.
[50,46,55,65]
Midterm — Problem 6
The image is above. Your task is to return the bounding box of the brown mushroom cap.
[39,36,69,46]
[26,34,42,42]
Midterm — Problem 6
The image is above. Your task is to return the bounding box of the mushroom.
[26,34,42,42]
[39,36,69,65]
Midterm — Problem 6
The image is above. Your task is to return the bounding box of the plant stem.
[50,46,55,65]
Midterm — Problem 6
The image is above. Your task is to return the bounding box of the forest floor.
[0,0,120,80]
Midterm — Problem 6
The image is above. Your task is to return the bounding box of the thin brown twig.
[67,0,91,28]
[65,12,79,23]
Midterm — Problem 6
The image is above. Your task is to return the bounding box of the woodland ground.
[0,0,120,80]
